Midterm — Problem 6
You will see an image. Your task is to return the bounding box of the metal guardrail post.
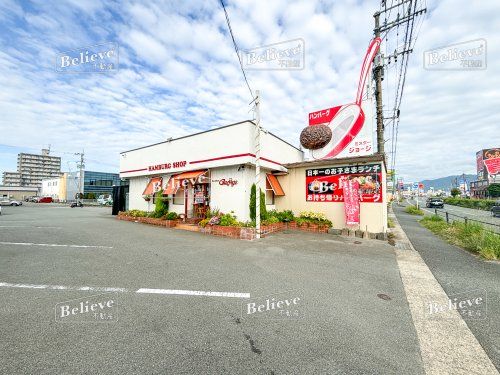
[464,217,468,225]
[434,208,437,215]
[445,212,449,224]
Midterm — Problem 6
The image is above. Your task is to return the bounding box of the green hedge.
[443,197,497,211]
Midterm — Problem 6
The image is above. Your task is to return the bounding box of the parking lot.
[0,204,429,374]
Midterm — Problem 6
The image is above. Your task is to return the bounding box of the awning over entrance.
[173,170,207,182]
[142,177,162,196]
[267,174,285,196]
[163,177,179,195]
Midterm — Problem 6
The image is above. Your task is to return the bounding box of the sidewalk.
[390,204,499,374]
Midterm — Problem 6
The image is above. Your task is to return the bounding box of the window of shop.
[265,179,275,205]
[173,188,184,205]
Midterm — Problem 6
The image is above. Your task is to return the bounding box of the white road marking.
[0,226,62,229]
[0,242,112,249]
[135,288,250,298]
[0,282,250,299]
[0,282,127,292]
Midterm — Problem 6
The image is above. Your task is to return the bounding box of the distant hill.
[420,174,477,191]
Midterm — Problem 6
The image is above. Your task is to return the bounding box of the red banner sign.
[305,163,383,203]
[343,179,360,225]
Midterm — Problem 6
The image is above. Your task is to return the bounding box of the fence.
[432,208,500,235]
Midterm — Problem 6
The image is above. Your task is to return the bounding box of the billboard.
[482,148,500,176]
[304,38,381,159]
[305,163,383,203]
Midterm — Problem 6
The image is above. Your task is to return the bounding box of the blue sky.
[0,0,499,183]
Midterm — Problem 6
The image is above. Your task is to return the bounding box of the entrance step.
[175,223,200,232]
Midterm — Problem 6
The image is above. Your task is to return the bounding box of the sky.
[0,0,498,183]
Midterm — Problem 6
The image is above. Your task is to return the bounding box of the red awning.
[143,177,163,196]
[266,174,285,196]
[173,170,207,182]
[163,177,179,195]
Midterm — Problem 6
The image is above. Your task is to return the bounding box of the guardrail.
[432,208,500,235]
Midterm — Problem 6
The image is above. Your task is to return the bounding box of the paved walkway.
[393,203,500,373]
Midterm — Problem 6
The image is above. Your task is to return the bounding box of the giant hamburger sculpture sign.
[300,37,381,159]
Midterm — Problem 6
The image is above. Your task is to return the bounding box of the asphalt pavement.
[0,204,424,374]
[394,203,500,371]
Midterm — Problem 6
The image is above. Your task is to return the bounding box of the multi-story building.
[2,149,61,188]
[83,171,120,197]
[2,172,21,186]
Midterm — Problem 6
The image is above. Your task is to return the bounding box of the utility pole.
[254,90,261,239]
[373,11,384,156]
[75,151,84,203]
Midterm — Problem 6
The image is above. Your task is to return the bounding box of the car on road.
[0,199,23,206]
[97,194,112,205]
[491,201,500,218]
[426,197,444,209]
[37,197,53,203]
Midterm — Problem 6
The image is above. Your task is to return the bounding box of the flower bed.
[117,212,179,228]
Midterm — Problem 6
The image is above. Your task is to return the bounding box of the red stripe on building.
[120,168,148,174]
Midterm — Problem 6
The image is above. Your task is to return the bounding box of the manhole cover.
[377,293,392,301]
[354,241,362,244]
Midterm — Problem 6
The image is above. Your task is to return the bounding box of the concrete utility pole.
[254,90,261,239]
[373,12,384,156]
[75,151,84,203]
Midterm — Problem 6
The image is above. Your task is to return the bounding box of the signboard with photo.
[305,163,383,203]
[482,148,500,176]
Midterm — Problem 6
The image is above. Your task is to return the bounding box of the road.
[0,204,424,374]
[410,197,500,233]
[394,203,500,371]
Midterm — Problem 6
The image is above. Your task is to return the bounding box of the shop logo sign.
[240,38,305,70]
[423,39,486,70]
[425,289,487,320]
[241,291,303,320]
[55,42,118,73]
[217,178,238,187]
[55,293,118,323]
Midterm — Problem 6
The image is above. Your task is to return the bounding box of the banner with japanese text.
[343,179,360,224]
[305,163,383,203]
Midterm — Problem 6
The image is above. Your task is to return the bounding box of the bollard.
[446,212,449,224]
[464,217,468,225]
[434,208,437,215]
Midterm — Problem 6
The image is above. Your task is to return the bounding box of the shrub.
[249,184,267,221]
[262,216,280,225]
[387,218,395,228]
[164,212,178,220]
[199,218,210,227]
[444,197,497,211]
[206,207,221,218]
[208,216,221,226]
[487,183,500,198]
[125,210,148,218]
[450,188,461,197]
[219,212,239,226]
[152,190,168,218]
[405,205,424,215]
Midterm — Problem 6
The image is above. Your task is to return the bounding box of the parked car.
[491,201,500,218]
[70,201,83,208]
[426,197,444,209]
[37,197,53,203]
[0,199,22,206]
[97,194,113,205]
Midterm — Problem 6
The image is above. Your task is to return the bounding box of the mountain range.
[419,174,477,191]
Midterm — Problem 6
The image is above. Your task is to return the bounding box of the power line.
[219,0,254,100]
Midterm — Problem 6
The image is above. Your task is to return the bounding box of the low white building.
[119,121,304,221]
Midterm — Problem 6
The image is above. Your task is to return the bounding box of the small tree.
[249,183,267,221]
[487,183,500,198]
[450,188,461,197]
[154,189,168,217]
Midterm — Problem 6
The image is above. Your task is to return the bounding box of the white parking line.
[136,288,250,298]
[0,282,250,299]
[0,226,62,229]
[0,242,113,249]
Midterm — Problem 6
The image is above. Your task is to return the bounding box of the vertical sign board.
[343,179,360,225]
[483,148,500,176]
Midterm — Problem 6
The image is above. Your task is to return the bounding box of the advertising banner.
[482,148,500,176]
[305,163,383,203]
[343,179,360,225]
